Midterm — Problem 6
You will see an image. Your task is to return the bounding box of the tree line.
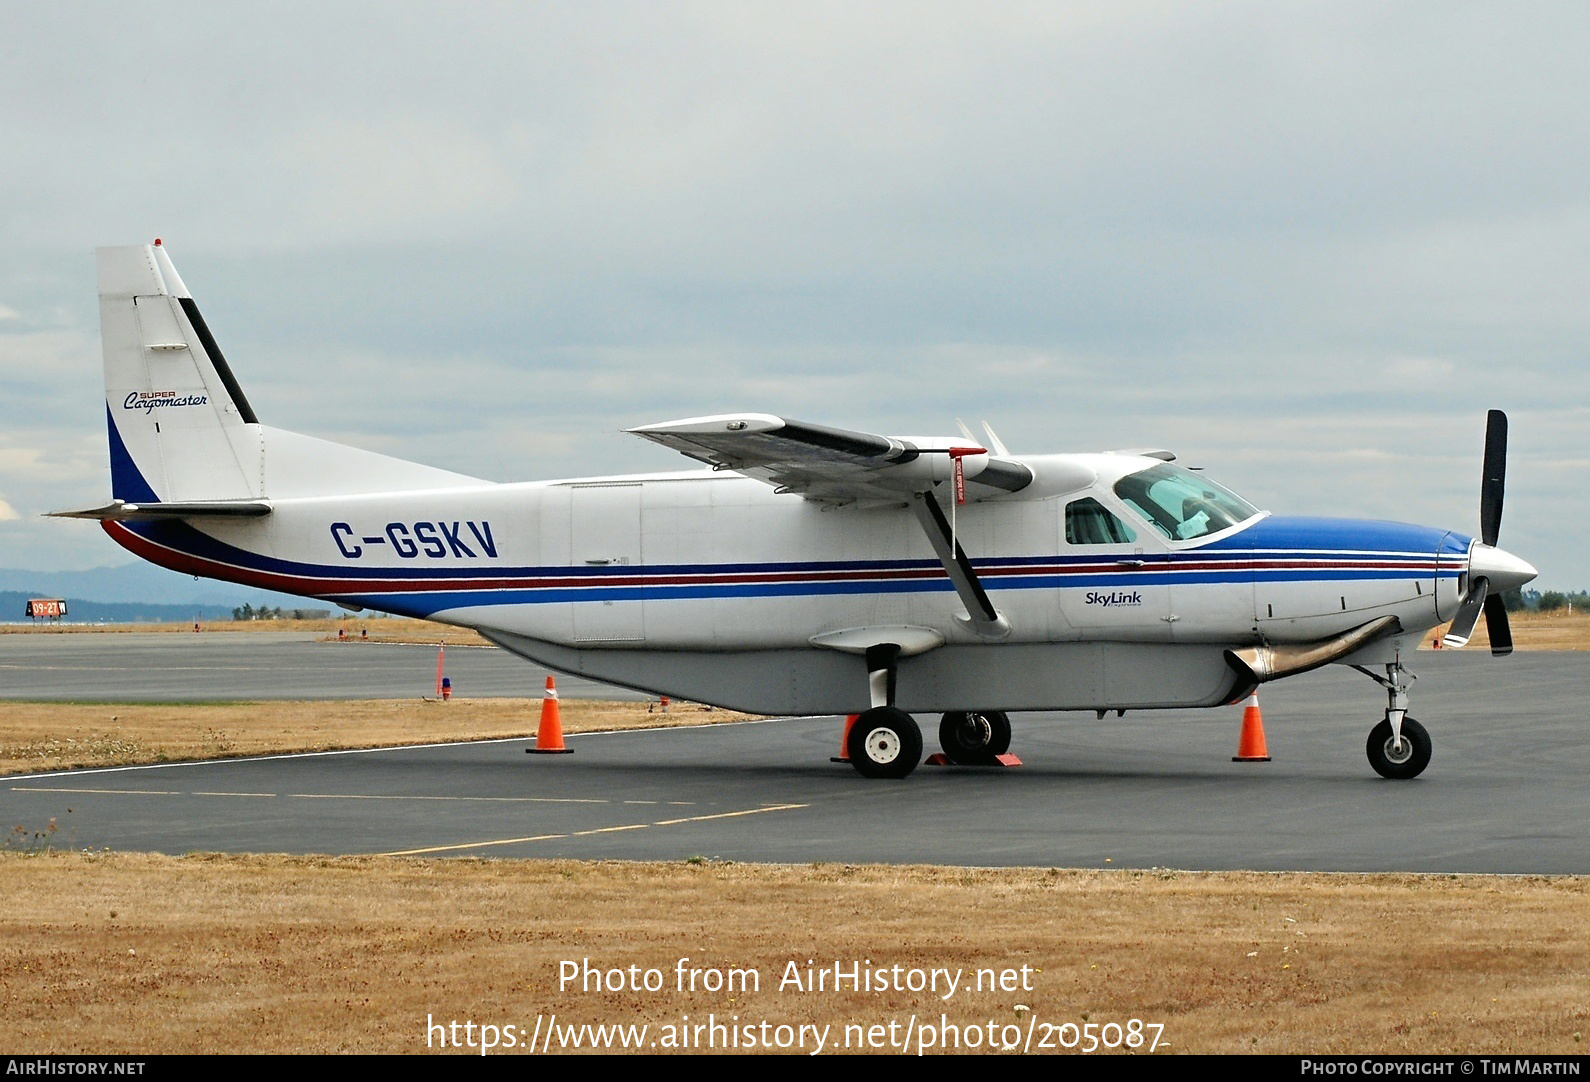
[231,604,332,621]
[1502,589,1585,613]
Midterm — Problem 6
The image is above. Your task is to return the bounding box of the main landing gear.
[937,710,1012,766]
[844,644,1015,778]
[1351,658,1432,780]
[846,644,923,779]
[847,706,923,779]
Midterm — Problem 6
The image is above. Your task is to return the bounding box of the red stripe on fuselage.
[104,521,1454,600]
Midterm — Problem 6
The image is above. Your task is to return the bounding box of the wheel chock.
[924,752,1023,767]
[830,714,859,763]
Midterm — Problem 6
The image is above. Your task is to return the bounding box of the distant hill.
[0,590,239,625]
[0,563,324,609]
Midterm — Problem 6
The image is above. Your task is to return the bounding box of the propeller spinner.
[1443,410,1537,655]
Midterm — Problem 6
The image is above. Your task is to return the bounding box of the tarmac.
[2,635,1585,872]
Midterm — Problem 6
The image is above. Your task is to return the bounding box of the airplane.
[53,241,1539,780]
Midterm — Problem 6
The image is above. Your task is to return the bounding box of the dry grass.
[17,610,1590,650]
[3,617,493,646]
[1417,610,1590,651]
[0,699,756,776]
[1468,610,1590,651]
[318,623,492,646]
[0,853,1584,1054]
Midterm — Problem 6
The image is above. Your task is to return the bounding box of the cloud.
[256,118,518,246]
[0,4,1586,583]
[0,498,20,521]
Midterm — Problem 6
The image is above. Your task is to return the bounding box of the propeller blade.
[1480,409,1507,547]
[1443,577,1489,648]
[1483,593,1513,656]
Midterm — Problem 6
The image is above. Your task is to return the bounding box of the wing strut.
[909,490,1011,640]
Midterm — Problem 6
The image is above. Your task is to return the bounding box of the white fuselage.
[106,453,1470,715]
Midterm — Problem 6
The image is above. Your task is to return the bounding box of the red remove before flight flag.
[945,446,988,553]
[947,446,986,505]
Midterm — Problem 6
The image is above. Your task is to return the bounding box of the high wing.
[627,413,1032,505]
[630,414,1028,639]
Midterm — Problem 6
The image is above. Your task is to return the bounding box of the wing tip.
[628,413,786,436]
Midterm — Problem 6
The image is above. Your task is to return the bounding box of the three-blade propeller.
[1444,410,1515,655]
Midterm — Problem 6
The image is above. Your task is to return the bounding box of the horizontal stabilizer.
[47,498,273,521]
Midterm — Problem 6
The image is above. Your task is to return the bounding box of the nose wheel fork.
[1351,658,1432,779]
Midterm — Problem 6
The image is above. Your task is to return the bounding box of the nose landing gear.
[1351,658,1432,779]
[1366,716,1431,779]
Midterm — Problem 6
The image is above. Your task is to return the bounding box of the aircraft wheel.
[847,707,923,779]
[1366,716,1431,780]
[938,710,1012,765]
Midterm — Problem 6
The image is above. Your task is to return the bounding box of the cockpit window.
[1065,497,1137,545]
[1112,463,1259,541]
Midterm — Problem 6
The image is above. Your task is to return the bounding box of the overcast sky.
[1,2,1586,586]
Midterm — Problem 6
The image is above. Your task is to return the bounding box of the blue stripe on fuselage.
[111,508,1472,621]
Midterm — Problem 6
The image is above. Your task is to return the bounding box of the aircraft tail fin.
[97,241,262,504]
[96,241,486,504]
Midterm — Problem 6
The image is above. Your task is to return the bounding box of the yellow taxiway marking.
[378,802,810,857]
[651,805,808,827]
[289,793,617,804]
[12,786,181,796]
[14,786,274,798]
[10,787,694,807]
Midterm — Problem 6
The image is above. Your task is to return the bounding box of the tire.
[938,710,1013,765]
[847,707,923,779]
[1366,716,1431,780]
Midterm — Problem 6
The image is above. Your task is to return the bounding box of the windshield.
[1112,463,1259,541]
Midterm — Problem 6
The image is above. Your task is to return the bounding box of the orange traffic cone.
[1232,691,1271,762]
[830,714,859,763]
[527,675,573,754]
